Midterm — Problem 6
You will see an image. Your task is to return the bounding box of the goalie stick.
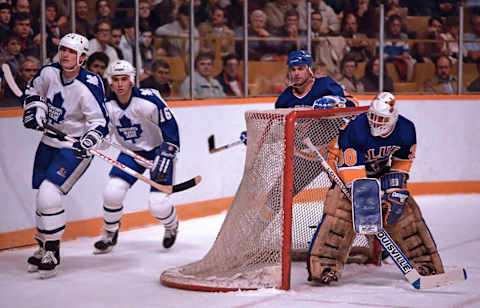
[208,134,243,153]
[303,137,467,290]
[43,123,201,194]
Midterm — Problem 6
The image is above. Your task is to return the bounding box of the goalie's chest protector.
[106,88,171,152]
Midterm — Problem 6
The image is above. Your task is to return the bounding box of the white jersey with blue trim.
[23,63,108,148]
[105,87,180,152]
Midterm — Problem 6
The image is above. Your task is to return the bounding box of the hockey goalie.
[308,92,445,284]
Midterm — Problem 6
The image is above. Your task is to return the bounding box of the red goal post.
[161,106,369,291]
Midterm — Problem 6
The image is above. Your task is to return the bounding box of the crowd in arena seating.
[2,0,480,105]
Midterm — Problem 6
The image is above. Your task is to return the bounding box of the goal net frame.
[161,106,369,291]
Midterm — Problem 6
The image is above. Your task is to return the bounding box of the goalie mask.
[107,60,136,85]
[367,92,398,137]
[58,33,89,68]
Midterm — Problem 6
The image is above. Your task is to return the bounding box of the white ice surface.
[1,194,479,308]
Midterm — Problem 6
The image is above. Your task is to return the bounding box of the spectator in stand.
[155,4,199,58]
[312,60,329,77]
[311,0,341,35]
[335,55,365,93]
[86,51,110,95]
[464,14,480,63]
[0,3,12,39]
[263,0,292,31]
[435,0,457,18]
[11,13,39,58]
[467,61,480,92]
[272,8,307,58]
[94,0,113,24]
[118,19,136,65]
[198,6,235,58]
[424,55,464,93]
[30,0,68,28]
[343,0,380,38]
[412,16,444,63]
[110,23,124,60]
[0,32,23,75]
[311,10,323,38]
[32,1,61,61]
[234,9,277,61]
[385,0,408,33]
[140,59,173,97]
[440,16,466,65]
[379,14,416,82]
[180,52,226,98]
[12,0,30,15]
[0,55,39,107]
[341,13,372,63]
[60,0,94,39]
[215,53,243,96]
[360,57,395,93]
[139,0,154,31]
[139,28,155,69]
[88,19,119,63]
[149,0,178,31]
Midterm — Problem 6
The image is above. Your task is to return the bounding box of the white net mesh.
[161,107,369,291]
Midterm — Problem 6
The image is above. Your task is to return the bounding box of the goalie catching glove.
[380,172,410,225]
[72,130,103,159]
[23,95,49,130]
[313,95,346,110]
[151,142,178,183]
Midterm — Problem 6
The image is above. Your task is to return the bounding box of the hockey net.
[161,107,371,291]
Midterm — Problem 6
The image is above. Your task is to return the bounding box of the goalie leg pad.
[308,185,356,282]
[384,196,444,275]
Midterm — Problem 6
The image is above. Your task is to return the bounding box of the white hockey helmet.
[107,60,136,84]
[58,33,89,67]
[367,92,398,137]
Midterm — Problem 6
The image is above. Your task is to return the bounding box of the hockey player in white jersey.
[92,60,180,254]
[22,33,109,278]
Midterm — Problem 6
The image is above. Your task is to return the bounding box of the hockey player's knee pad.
[149,192,173,218]
[36,180,63,213]
[103,177,130,209]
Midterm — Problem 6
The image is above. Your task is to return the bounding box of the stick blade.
[417,268,467,290]
[172,176,202,193]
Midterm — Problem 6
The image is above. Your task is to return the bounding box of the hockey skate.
[27,238,45,272]
[163,223,178,249]
[319,268,339,285]
[38,240,60,279]
[93,229,119,254]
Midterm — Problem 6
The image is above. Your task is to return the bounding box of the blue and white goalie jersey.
[105,87,180,152]
[23,63,109,148]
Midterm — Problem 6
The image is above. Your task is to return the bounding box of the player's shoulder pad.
[133,87,168,108]
[396,114,416,142]
[76,67,105,100]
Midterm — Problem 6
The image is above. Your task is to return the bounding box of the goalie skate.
[94,229,119,254]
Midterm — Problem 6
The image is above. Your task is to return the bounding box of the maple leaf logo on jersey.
[116,115,143,143]
[86,74,99,87]
[47,92,66,124]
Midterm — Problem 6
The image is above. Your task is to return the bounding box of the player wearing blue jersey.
[308,92,444,284]
[22,33,109,278]
[92,60,180,254]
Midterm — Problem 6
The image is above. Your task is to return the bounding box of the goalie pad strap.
[384,197,444,275]
[308,185,356,281]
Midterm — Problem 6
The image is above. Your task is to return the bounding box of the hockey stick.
[2,63,22,97]
[208,134,243,153]
[303,137,467,290]
[43,123,201,194]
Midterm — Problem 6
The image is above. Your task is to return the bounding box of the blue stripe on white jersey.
[23,62,108,149]
[106,87,180,153]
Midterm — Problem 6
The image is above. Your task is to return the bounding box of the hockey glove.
[23,95,49,130]
[151,142,178,183]
[72,130,103,159]
[312,96,346,110]
[379,172,409,225]
[240,130,247,145]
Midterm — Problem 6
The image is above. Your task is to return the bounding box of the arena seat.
[405,16,429,38]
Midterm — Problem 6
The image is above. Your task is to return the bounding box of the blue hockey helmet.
[287,50,313,68]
